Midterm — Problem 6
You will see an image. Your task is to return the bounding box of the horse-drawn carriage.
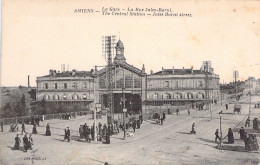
[234,104,241,114]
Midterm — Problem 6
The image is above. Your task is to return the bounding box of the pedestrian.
[187,108,190,116]
[162,111,166,121]
[238,127,245,140]
[64,127,70,142]
[79,125,83,139]
[137,119,140,129]
[215,129,221,142]
[21,122,26,135]
[32,124,38,134]
[176,108,179,116]
[139,114,143,124]
[28,134,33,150]
[91,126,94,141]
[1,120,3,132]
[14,134,21,150]
[245,117,250,127]
[160,115,164,125]
[225,103,228,110]
[45,123,51,136]
[132,120,136,132]
[227,128,234,144]
[190,123,196,135]
[23,134,29,152]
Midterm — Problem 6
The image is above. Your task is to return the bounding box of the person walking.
[64,127,70,142]
[132,120,136,132]
[215,129,221,142]
[176,108,180,116]
[162,111,166,121]
[32,124,38,134]
[227,128,234,144]
[238,127,245,140]
[1,120,3,132]
[225,103,228,110]
[14,134,21,150]
[23,134,29,152]
[45,123,51,136]
[21,122,26,135]
[245,117,251,127]
[187,109,190,116]
[190,123,196,135]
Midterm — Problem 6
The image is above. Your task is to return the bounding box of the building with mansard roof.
[36,39,220,113]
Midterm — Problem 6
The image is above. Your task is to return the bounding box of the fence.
[1,111,91,126]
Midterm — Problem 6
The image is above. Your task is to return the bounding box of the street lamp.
[219,111,223,148]
[122,87,126,140]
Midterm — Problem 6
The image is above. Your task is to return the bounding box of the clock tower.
[114,40,126,63]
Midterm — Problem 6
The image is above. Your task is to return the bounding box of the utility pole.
[203,61,212,120]
[122,87,126,140]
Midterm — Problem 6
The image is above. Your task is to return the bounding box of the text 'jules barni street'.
[73,7,192,17]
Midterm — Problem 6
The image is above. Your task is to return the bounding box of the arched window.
[154,93,159,99]
[175,93,182,99]
[53,94,59,100]
[44,95,50,100]
[63,94,67,100]
[83,94,87,100]
[187,93,193,99]
[165,93,171,99]
[72,94,79,100]
[197,93,204,99]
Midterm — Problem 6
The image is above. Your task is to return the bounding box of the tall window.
[55,83,58,89]
[83,82,87,89]
[64,83,67,89]
[72,82,78,89]
[45,83,48,89]
[164,81,169,88]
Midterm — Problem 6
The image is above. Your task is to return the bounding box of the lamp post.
[122,87,126,140]
[219,111,223,148]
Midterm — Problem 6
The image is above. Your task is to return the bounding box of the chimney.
[172,66,174,74]
[28,75,30,87]
[150,70,153,75]
[162,67,164,74]
[72,69,76,76]
[191,66,193,74]
[53,70,57,76]
[182,67,185,72]
[49,69,53,76]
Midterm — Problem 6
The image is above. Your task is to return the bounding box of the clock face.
[117,50,121,54]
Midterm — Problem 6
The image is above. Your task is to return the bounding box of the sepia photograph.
[1,1,260,164]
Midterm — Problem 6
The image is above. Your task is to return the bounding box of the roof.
[40,71,92,78]
[152,69,209,75]
[116,40,124,48]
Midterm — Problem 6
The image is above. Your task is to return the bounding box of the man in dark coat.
[160,115,164,125]
[228,128,234,144]
[64,127,70,142]
[190,123,196,135]
[245,117,251,127]
[21,122,26,135]
[32,124,38,134]
[238,127,245,140]
[132,120,136,132]
[23,134,29,152]
[215,129,221,142]
[162,112,166,121]
[137,120,140,129]
[139,114,143,124]
[225,104,228,110]
[91,126,94,141]
[14,134,21,150]
[176,108,179,116]
[45,123,51,136]
[1,120,3,132]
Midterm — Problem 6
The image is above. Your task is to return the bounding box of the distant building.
[36,39,220,113]
[244,77,260,95]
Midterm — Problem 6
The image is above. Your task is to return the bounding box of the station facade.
[36,39,220,113]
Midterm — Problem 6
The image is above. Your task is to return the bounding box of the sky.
[1,0,260,87]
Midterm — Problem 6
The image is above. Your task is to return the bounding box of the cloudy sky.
[1,0,260,86]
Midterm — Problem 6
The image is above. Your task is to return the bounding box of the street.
[1,96,260,165]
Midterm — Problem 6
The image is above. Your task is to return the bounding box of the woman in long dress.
[228,128,234,144]
[45,123,51,136]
